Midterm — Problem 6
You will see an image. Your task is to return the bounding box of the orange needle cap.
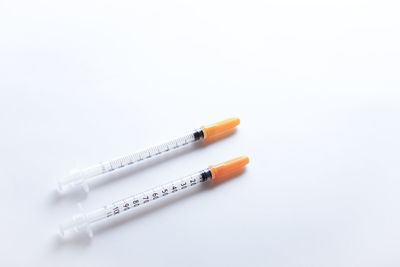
[209,156,250,180]
[201,118,240,140]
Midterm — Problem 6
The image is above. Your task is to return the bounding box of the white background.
[0,0,399,266]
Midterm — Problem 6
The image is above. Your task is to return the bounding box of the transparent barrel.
[58,129,205,192]
[59,168,213,237]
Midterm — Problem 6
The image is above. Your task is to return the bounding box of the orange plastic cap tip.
[201,118,240,139]
[209,156,249,180]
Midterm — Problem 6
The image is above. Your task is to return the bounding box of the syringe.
[58,118,240,193]
[59,156,249,238]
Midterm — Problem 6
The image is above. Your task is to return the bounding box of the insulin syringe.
[58,118,240,193]
[59,156,249,238]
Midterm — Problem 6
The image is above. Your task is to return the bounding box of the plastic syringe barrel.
[57,129,204,192]
[59,156,249,238]
[59,168,213,237]
[57,118,240,193]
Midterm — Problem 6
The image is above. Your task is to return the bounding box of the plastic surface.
[209,156,250,180]
[202,117,240,139]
